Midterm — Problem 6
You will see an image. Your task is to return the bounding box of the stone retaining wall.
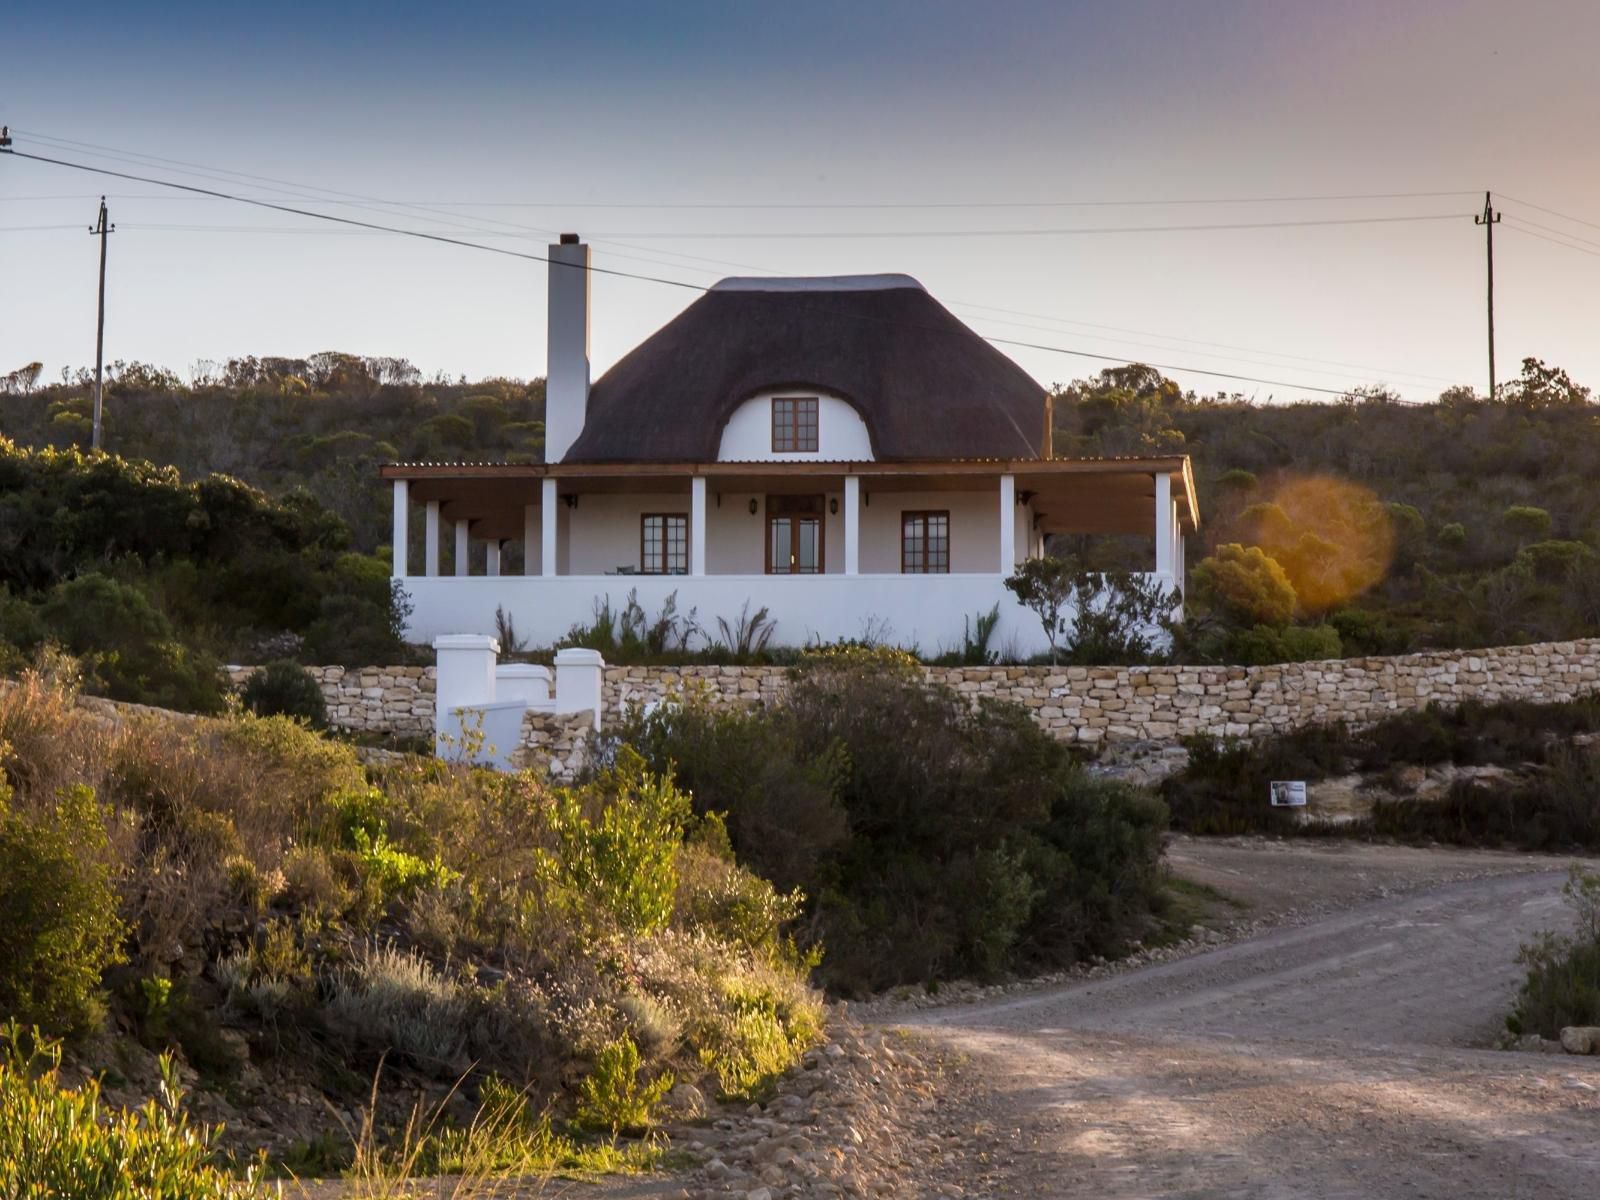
[226,665,435,736]
[230,639,1600,748]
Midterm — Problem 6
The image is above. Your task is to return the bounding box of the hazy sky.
[5,0,1600,403]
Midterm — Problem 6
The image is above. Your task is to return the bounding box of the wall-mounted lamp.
[829,497,839,515]
[562,494,578,510]
[1018,489,1036,506]
[747,498,759,515]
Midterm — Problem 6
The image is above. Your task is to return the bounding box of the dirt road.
[902,845,1600,1199]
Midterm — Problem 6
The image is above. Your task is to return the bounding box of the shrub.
[541,752,692,937]
[238,659,327,726]
[575,1033,674,1134]
[1164,698,1600,845]
[1503,504,1553,544]
[1508,866,1600,1038]
[1223,622,1342,665]
[0,782,126,1034]
[0,1024,267,1199]
[36,574,227,713]
[634,657,1172,992]
[1005,556,1178,665]
[620,688,848,895]
[1190,543,1297,626]
[326,942,472,1074]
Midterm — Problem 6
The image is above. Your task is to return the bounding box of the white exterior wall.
[716,392,875,461]
[559,487,1007,576]
[859,490,1011,574]
[565,493,687,574]
[402,573,1082,658]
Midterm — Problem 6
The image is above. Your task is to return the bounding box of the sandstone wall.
[225,665,435,736]
[230,639,1600,748]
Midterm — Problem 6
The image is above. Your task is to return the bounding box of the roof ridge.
[710,273,924,293]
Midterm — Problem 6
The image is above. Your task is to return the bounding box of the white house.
[383,236,1199,657]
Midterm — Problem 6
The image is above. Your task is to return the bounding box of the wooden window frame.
[901,510,951,574]
[771,396,819,453]
[640,512,689,575]
[764,494,826,574]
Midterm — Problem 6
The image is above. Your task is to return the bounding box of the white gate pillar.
[433,634,500,758]
[554,647,605,731]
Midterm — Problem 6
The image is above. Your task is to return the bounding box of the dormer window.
[771,396,819,453]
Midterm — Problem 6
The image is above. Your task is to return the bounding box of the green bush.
[575,1033,674,1134]
[1508,866,1600,1038]
[1503,505,1553,543]
[541,751,693,936]
[1222,622,1342,665]
[0,782,126,1034]
[0,1024,266,1198]
[1163,698,1600,845]
[620,687,848,894]
[1190,543,1297,626]
[239,659,328,726]
[631,657,1170,992]
[37,574,227,713]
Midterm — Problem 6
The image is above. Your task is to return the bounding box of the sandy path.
[900,848,1600,1199]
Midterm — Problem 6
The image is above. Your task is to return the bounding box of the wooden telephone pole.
[89,197,114,450]
[1475,191,1501,401]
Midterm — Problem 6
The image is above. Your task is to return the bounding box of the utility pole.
[1475,191,1501,401]
[89,197,114,450]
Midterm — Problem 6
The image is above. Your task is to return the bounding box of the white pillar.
[455,519,470,577]
[998,473,1017,576]
[391,479,409,578]
[690,476,707,576]
[424,500,441,577]
[541,478,558,577]
[486,540,501,577]
[432,633,500,758]
[1174,516,1187,620]
[844,476,861,575]
[554,647,605,732]
[1155,473,1174,577]
[523,504,537,576]
[1171,499,1182,584]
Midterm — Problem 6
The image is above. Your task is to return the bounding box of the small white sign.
[1270,780,1307,808]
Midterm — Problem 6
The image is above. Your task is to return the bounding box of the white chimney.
[544,233,590,463]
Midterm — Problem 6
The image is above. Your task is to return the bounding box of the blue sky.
[5,1,1600,401]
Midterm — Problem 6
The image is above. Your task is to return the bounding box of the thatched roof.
[562,275,1048,463]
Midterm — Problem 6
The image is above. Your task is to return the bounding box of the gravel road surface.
[902,852,1600,1199]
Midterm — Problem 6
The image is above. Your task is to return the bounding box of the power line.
[1503,218,1600,260]
[0,147,709,292]
[955,307,1455,388]
[528,213,1470,240]
[2,140,1446,402]
[1504,215,1600,255]
[1498,193,1600,236]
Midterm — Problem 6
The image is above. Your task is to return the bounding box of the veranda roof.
[379,456,1199,540]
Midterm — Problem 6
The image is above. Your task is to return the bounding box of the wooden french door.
[766,494,825,574]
